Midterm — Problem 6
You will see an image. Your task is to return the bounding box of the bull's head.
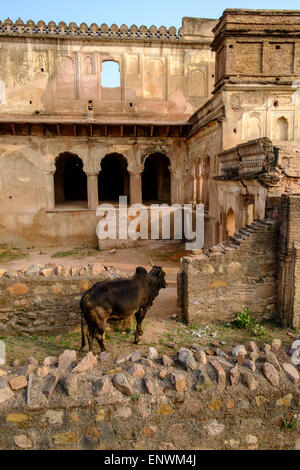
[148,265,167,289]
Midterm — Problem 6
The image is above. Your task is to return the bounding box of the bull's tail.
[80,296,86,352]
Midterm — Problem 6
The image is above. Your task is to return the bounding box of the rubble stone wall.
[0,343,300,450]
[178,219,278,325]
[0,264,123,336]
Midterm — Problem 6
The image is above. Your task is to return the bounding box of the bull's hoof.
[133,339,140,345]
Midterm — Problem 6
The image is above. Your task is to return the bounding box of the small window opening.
[274,100,279,107]
[276,45,281,50]
[101,61,121,100]
[41,68,44,72]
[101,61,120,88]
[88,100,93,111]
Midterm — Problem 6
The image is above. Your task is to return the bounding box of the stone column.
[196,160,202,203]
[45,171,55,210]
[170,170,181,205]
[191,164,197,206]
[129,171,142,205]
[87,173,98,210]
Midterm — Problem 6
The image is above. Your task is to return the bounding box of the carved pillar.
[170,169,182,205]
[196,160,202,203]
[191,164,197,206]
[129,170,142,205]
[87,173,98,210]
[45,171,55,210]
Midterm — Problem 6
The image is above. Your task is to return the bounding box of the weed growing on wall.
[232,308,267,338]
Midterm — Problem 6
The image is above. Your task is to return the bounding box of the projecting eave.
[0,115,191,138]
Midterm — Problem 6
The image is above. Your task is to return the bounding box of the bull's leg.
[93,306,109,353]
[134,308,147,344]
[87,324,95,353]
[95,330,107,352]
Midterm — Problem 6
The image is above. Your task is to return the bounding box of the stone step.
[238,228,252,237]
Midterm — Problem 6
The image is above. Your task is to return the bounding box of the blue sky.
[1,0,299,29]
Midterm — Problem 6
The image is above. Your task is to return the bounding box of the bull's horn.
[148,256,154,267]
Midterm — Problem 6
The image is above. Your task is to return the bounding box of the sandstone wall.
[0,263,123,336]
[178,219,278,325]
[0,17,216,119]
[0,134,186,245]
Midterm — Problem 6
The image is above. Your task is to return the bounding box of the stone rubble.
[71,351,97,374]
[0,332,299,450]
[263,362,279,387]
[282,363,300,384]
[147,347,158,361]
[177,348,197,371]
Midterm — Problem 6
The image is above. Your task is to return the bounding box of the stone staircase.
[206,218,277,256]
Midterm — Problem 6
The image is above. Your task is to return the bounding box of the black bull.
[80,266,167,352]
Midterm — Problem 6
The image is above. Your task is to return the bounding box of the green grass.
[51,245,98,259]
[282,417,297,430]
[130,393,140,402]
[0,246,27,262]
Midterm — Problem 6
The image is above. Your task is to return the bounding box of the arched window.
[226,208,236,237]
[98,153,129,202]
[101,61,121,100]
[142,153,171,204]
[275,117,288,141]
[54,153,87,207]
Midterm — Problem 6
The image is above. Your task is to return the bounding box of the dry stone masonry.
[0,263,123,335]
[0,338,300,450]
[178,218,278,325]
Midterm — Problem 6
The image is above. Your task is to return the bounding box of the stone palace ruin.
[0,9,300,328]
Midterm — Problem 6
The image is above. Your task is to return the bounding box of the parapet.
[0,17,217,43]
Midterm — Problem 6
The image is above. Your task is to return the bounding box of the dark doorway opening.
[54,152,87,206]
[142,153,171,204]
[98,153,130,202]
